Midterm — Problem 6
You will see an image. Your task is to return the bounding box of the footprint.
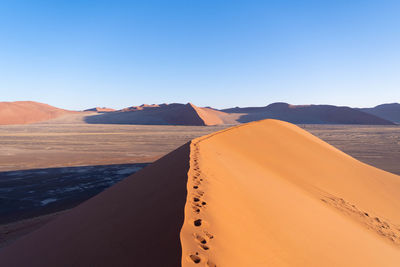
[196,191,204,197]
[193,185,199,189]
[200,244,209,250]
[207,260,216,267]
[193,197,200,202]
[192,207,200,213]
[190,254,201,264]
[195,234,207,244]
[194,219,202,227]
[204,231,214,239]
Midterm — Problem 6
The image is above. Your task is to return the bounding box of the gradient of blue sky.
[0,0,399,110]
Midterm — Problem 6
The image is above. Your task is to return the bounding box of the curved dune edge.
[0,101,75,125]
[180,119,400,267]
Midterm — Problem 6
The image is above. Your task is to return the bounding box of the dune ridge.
[0,101,74,125]
[221,102,395,125]
[180,119,400,266]
[83,107,116,112]
[1,119,400,266]
[84,103,225,126]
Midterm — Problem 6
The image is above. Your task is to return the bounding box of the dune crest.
[180,119,400,266]
[85,103,227,126]
[0,101,74,125]
[84,107,115,112]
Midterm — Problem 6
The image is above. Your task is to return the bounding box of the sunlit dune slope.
[181,119,400,267]
[0,101,73,125]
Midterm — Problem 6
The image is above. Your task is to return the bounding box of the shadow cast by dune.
[0,143,190,267]
[0,163,149,224]
[84,111,170,125]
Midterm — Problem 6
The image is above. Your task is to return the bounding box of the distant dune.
[359,103,400,124]
[1,101,397,126]
[85,103,227,126]
[221,102,395,125]
[0,101,74,125]
[1,119,400,266]
[83,107,116,112]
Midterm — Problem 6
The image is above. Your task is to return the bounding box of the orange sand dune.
[0,101,74,125]
[181,120,400,266]
[85,103,228,126]
[1,119,400,266]
[84,107,116,112]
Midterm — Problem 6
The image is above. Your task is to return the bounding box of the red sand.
[1,119,399,266]
[0,101,74,125]
[84,107,116,112]
[85,103,228,126]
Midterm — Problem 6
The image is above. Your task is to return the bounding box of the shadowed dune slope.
[0,101,73,125]
[360,103,400,124]
[0,143,190,267]
[181,119,400,266]
[84,103,226,126]
[84,107,116,112]
[221,102,395,125]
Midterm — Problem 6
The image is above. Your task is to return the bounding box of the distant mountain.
[0,101,74,125]
[220,102,395,125]
[358,103,400,124]
[84,107,116,112]
[85,103,227,126]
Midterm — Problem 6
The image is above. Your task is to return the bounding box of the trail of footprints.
[321,196,400,246]
[188,142,217,267]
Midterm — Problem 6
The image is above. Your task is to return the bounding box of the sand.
[84,107,116,112]
[85,103,231,126]
[1,119,399,266]
[0,143,190,266]
[0,101,74,125]
[181,120,400,266]
[222,102,395,125]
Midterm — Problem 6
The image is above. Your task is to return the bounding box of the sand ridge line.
[183,121,260,266]
[320,195,400,246]
[183,120,296,266]
[185,139,216,266]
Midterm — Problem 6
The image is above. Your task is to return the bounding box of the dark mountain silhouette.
[359,103,400,124]
[221,102,395,125]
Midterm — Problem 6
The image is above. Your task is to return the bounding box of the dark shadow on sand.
[0,163,149,224]
[0,143,190,267]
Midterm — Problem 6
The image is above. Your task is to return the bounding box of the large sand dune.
[222,102,395,125]
[0,101,74,125]
[360,103,400,124]
[1,120,399,266]
[85,103,228,126]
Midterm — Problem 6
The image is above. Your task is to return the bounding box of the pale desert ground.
[0,121,399,266]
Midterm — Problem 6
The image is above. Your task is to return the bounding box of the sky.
[0,0,399,110]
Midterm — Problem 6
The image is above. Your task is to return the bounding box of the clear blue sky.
[1,0,399,110]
